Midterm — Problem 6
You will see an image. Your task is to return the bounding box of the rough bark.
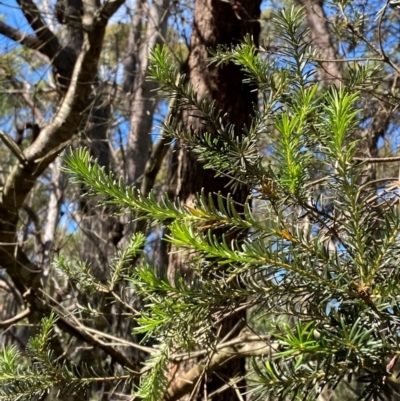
[167,0,261,400]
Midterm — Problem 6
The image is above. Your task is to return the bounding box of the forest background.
[1,0,400,400]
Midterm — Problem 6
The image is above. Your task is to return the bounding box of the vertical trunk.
[78,97,123,401]
[298,0,341,87]
[38,158,65,285]
[171,0,260,203]
[79,97,114,280]
[167,1,260,400]
[126,0,170,185]
[123,0,144,96]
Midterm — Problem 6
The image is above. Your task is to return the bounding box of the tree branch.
[140,135,171,196]
[15,0,61,59]
[355,156,400,163]
[33,289,141,372]
[0,307,31,329]
[0,21,42,50]
[165,336,275,401]
[0,0,126,362]
[5,72,47,126]
[99,0,127,21]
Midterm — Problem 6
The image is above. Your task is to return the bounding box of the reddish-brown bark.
[167,0,261,399]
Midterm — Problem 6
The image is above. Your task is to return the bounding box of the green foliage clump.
[2,6,400,401]
[0,313,84,400]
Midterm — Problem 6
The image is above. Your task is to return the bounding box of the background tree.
[166,1,261,400]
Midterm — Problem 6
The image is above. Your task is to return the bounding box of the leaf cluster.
[62,7,400,401]
[4,6,400,401]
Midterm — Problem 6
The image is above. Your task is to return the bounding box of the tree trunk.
[126,0,170,185]
[38,158,65,285]
[298,0,341,87]
[167,1,261,400]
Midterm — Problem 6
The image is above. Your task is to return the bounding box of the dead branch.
[0,307,31,329]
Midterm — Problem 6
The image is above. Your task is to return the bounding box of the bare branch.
[355,156,400,163]
[166,337,274,401]
[140,135,171,195]
[99,0,127,21]
[0,21,42,50]
[82,326,154,354]
[170,334,273,362]
[0,307,31,329]
[35,289,141,372]
[0,130,28,165]
[6,73,47,126]
[16,0,61,59]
